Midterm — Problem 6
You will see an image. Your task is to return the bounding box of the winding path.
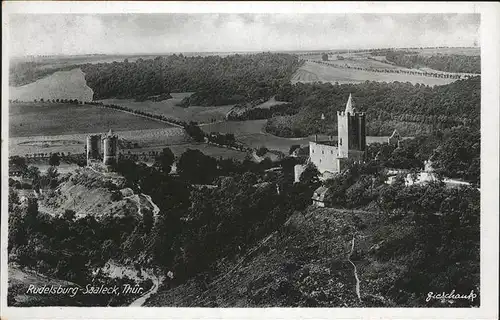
[347,236,362,303]
[142,194,160,216]
[129,273,163,306]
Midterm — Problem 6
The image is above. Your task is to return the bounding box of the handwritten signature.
[426,289,477,303]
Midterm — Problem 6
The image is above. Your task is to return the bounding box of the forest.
[79,53,303,104]
[364,126,480,184]
[265,77,480,137]
[381,51,480,74]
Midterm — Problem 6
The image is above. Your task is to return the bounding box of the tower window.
[340,138,342,145]
[322,150,324,154]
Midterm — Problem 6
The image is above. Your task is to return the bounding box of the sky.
[8,13,480,56]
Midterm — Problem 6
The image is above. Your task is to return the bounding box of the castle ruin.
[86,129,119,167]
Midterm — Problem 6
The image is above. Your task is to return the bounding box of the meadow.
[415,47,480,56]
[9,127,189,157]
[98,93,234,124]
[9,68,94,102]
[9,102,171,138]
[321,56,404,70]
[291,61,456,86]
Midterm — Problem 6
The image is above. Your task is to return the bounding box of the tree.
[9,155,28,174]
[256,146,268,157]
[46,166,60,188]
[63,209,76,221]
[158,147,175,173]
[49,153,61,167]
[185,122,205,142]
[289,144,301,155]
[322,53,329,61]
[9,189,20,211]
[177,149,217,184]
[300,163,320,186]
[23,166,41,188]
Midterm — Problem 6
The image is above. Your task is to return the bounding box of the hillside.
[8,264,82,306]
[266,76,480,137]
[146,208,374,307]
[9,68,94,102]
[146,204,479,307]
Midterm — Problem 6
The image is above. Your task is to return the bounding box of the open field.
[201,119,268,136]
[291,61,456,86]
[9,102,171,138]
[9,68,94,102]
[98,94,234,124]
[415,47,480,56]
[300,47,480,75]
[9,127,189,157]
[303,53,403,70]
[321,57,403,70]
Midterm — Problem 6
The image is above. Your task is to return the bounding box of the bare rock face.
[120,188,134,198]
[40,168,143,220]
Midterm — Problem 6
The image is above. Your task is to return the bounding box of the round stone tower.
[86,134,102,165]
[103,129,118,166]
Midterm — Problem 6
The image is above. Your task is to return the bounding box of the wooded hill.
[80,53,303,104]
[265,77,480,137]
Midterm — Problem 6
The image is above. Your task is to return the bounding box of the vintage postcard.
[1,1,498,319]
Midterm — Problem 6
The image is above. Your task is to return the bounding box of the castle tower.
[103,129,118,166]
[337,94,366,159]
[86,134,102,165]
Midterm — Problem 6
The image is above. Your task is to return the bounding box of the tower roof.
[345,94,354,113]
[107,129,114,137]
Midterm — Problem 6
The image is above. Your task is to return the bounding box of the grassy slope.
[9,68,94,102]
[145,207,407,307]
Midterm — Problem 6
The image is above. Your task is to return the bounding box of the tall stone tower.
[86,134,102,165]
[337,94,366,159]
[103,129,118,166]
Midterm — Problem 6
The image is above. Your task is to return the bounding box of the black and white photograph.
[1,2,499,319]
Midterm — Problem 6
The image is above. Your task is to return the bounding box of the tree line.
[382,51,480,74]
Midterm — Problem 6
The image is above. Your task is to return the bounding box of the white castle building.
[294,94,367,182]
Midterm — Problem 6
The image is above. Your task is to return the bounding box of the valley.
[7,47,481,309]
